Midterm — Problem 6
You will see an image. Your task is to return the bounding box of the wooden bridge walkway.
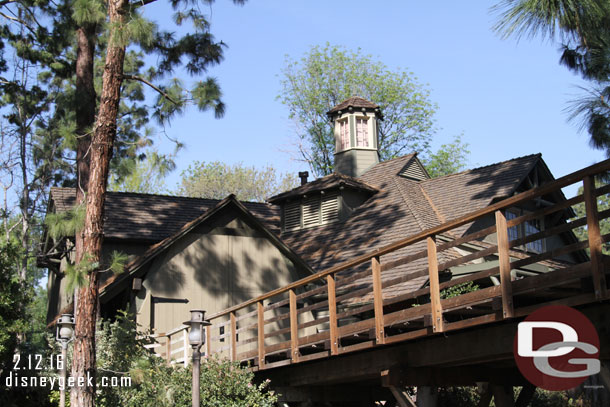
[158,159,610,405]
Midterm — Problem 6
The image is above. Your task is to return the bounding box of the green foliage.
[493,0,610,157]
[108,251,128,275]
[44,204,85,240]
[422,134,471,178]
[440,281,479,300]
[72,0,106,25]
[0,241,27,369]
[121,357,277,407]
[278,43,437,176]
[178,161,299,202]
[64,252,97,292]
[94,311,277,407]
[108,149,176,194]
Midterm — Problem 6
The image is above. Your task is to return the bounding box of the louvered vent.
[282,191,341,231]
[284,202,301,231]
[302,196,321,228]
[399,160,428,181]
[321,192,339,224]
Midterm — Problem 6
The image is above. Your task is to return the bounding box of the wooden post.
[205,325,211,358]
[495,210,515,318]
[166,334,171,363]
[427,236,444,333]
[257,301,266,368]
[327,274,339,355]
[289,289,300,362]
[584,176,607,299]
[230,312,237,362]
[372,256,386,344]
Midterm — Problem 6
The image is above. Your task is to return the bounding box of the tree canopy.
[278,43,437,177]
[178,161,298,202]
[493,0,610,156]
[421,134,470,178]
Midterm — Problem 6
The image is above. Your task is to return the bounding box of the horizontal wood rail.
[160,159,610,370]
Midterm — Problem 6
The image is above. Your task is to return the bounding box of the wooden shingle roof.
[327,96,381,116]
[267,172,378,203]
[49,188,280,242]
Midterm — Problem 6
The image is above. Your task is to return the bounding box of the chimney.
[327,97,382,177]
[298,171,309,185]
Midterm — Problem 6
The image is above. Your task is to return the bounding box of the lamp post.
[184,309,211,407]
[55,314,75,407]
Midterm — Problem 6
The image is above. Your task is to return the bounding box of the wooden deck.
[158,159,610,399]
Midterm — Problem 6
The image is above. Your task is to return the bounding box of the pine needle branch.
[123,74,180,105]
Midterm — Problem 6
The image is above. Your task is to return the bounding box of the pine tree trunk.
[74,23,97,267]
[70,2,127,406]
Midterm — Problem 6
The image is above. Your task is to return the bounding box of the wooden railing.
[167,159,610,370]
[145,325,191,366]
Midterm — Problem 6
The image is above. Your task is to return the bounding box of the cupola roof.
[327,96,382,118]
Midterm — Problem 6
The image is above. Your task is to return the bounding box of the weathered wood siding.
[135,207,305,338]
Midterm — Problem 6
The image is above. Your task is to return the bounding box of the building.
[44,97,581,341]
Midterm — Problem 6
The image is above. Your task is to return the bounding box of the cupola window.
[356,117,369,147]
[339,119,350,150]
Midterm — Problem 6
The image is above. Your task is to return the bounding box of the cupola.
[327,97,383,177]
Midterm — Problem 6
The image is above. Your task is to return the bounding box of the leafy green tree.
[421,134,470,178]
[109,149,176,194]
[278,43,437,176]
[0,241,26,377]
[178,161,298,202]
[492,0,610,156]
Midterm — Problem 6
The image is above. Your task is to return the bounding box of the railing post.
[427,236,444,332]
[372,256,386,344]
[205,325,211,357]
[166,334,171,363]
[230,312,237,362]
[327,274,339,355]
[289,289,300,362]
[257,301,266,368]
[495,210,515,318]
[584,176,607,299]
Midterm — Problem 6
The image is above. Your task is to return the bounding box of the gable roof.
[279,153,546,296]
[420,154,542,224]
[49,187,280,242]
[49,194,312,326]
[99,195,314,300]
[267,172,378,203]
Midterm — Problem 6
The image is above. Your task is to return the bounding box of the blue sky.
[144,1,605,195]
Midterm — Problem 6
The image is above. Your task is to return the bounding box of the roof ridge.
[392,177,427,232]
[421,153,542,183]
[50,187,271,206]
[417,182,446,224]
